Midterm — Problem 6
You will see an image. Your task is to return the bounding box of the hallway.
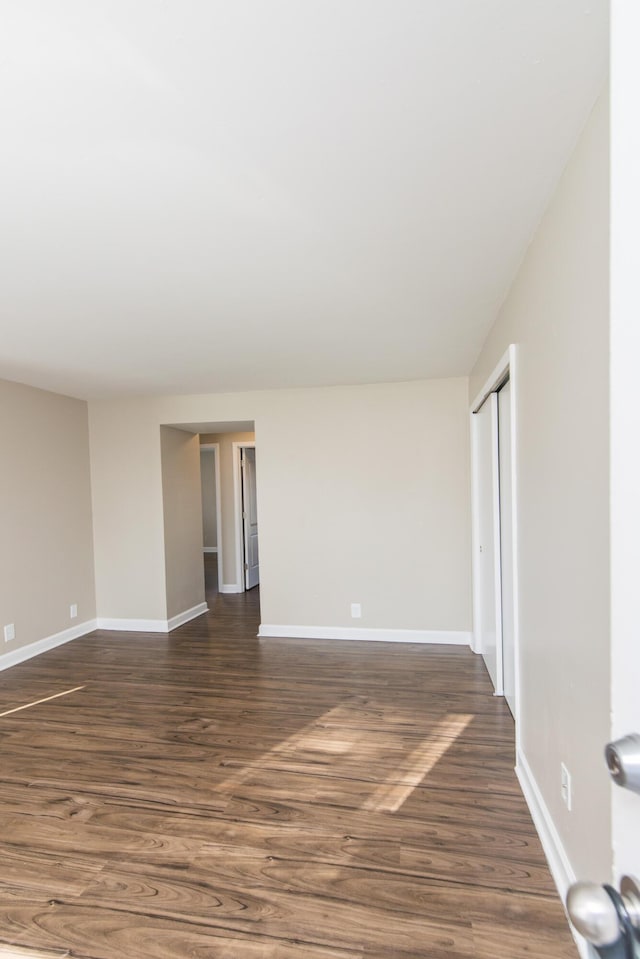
[0,593,576,958]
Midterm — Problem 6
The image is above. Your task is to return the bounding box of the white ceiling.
[0,1,608,400]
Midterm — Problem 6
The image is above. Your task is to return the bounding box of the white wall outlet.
[4,623,15,643]
[561,762,572,810]
[350,603,362,619]
[70,604,78,619]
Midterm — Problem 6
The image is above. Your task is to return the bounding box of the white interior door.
[610,4,640,880]
[476,393,503,694]
[241,447,260,590]
[498,380,516,716]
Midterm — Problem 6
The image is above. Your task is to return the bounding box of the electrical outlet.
[4,623,15,643]
[561,762,572,810]
[70,604,78,619]
[350,603,362,619]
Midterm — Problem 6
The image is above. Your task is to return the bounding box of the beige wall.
[160,427,205,620]
[200,431,255,586]
[89,399,168,620]
[470,92,610,880]
[0,378,96,651]
[254,381,470,630]
[89,378,471,632]
[199,450,218,550]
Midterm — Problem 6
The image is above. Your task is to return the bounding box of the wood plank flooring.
[0,586,577,958]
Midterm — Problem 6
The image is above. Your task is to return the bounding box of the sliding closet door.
[498,380,515,716]
[476,393,503,694]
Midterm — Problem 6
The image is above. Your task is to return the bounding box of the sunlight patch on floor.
[0,686,86,719]
[215,701,473,810]
[362,713,473,812]
[215,701,370,793]
[0,945,70,958]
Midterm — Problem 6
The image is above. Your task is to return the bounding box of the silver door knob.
[566,877,640,947]
[566,882,622,946]
[605,734,640,794]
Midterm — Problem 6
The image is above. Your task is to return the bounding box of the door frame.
[199,443,223,594]
[470,344,521,744]
[232,441,257,592]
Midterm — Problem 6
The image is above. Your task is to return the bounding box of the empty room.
[1,3,639,958]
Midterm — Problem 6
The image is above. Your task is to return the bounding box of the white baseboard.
[220,584,243,594]
[0,619,97,673]
[97,602,209,634]
[96,617,169,632]
[516,748,588,958]
[258,624,471,644]
[203,547,218,554]
[167,602,208,631]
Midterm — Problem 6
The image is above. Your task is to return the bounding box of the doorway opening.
[233,442,259,591]
[471,345,519,725]
[200,443,222,604]
[159,419,259,627]
[196,425,256,596]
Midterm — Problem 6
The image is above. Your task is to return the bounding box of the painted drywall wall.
[89,399,168,620]
[160,427,205,620]
[470,91,610,881]
[89,378,471,633]
[254,382,470,631]
[200,449,218,550]
[200,431,255,587]
[0,378,96,652]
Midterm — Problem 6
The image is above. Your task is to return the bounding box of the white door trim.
[232,441,256,592]
[470,344,522,748]
[200,443,223,594]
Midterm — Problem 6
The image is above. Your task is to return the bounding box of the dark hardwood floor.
[0,590,577,958]
[203,553,219,606]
